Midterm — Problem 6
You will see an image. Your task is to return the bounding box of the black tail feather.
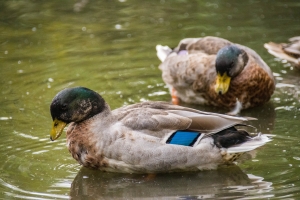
[212,127,250,148]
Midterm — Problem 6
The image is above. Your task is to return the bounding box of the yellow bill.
[215,72,231,95]
[50,119,67,141]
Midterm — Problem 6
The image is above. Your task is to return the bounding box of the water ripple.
[0,178,69,199]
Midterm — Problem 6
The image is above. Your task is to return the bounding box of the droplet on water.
[115,24,122,29]
[293,157,300,161]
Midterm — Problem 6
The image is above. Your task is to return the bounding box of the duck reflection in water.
[70,165,273,199]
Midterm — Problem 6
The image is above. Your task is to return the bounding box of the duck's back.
[177,37,273,77]
[175,36,232,55]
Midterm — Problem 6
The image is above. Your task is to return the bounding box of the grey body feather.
[66,101,270,173]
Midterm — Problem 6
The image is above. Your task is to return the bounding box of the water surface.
[1,0,300,199]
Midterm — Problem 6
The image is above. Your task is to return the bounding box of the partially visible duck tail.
[214,128,272,163]
[264,42,299,64]
[156,45,172,62]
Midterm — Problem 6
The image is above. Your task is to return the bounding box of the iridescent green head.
[50,87,105,141]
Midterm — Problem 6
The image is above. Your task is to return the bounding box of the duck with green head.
[50,87,271,173]
[156,36,275,115]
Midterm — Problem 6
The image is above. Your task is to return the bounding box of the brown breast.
[66,122,109,170]
[207,63,275,109]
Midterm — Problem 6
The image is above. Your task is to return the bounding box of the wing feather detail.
[114,101,255,139]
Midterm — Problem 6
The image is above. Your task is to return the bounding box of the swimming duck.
[156,36,275,115]
[50,87,271,173]
[264,36,300,68]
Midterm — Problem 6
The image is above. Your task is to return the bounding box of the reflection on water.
[1,0,300,199]
[70,166,272,199]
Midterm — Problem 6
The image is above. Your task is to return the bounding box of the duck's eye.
[61,104,67,110]
[54,122,58,127]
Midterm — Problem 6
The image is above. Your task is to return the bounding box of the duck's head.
[50,87,105,141]
[214,45,248,95]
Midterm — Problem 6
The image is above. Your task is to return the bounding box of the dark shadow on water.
[70,165,273,199]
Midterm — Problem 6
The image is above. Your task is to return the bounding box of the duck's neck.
[84,102,112,123]
[231,51,249,78]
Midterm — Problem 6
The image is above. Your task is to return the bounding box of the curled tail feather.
[227,133,272,154]
[156,45,172,62]
[220,133,272,163]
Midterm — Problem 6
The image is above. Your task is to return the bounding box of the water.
[0,0,300,199]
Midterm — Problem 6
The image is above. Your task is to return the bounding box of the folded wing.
[115,101,253,138]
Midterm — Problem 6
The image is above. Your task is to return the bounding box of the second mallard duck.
[156,36,275,114]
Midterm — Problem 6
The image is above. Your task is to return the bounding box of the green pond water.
[1,0,300,199]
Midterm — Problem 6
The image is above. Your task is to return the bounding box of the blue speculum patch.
[166,130,202,146]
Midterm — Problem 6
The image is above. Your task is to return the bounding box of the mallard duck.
[156,36,275,115]
[50,87,271,173]
[264,36,300,68]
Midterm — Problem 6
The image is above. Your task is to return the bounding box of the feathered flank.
[156,36,275,114]
[50,87,272,173]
